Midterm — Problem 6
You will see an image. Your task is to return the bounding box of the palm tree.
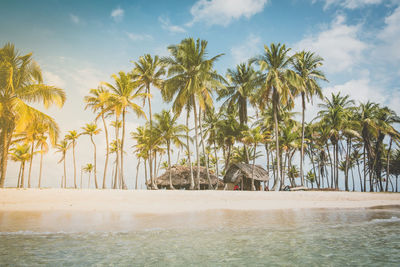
[102,71,147,189]
[84,87,112,189]
[131,54,166,189]
[36,133,49,188]
[65,130,80,189]
[0,43,66,187]
[10,143,31,188]
[318,93,354,189]
[56,139,69,188]
[219,61,264,163]
[242,126,264,190]
[82,123,101,189]
[83,163,94,188]
[257,43,300,190]
[131,125,150,189]
[292,51,327,186]
[154,110,187,189]
[162,38,225,189]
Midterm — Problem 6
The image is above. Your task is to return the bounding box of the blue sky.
[1,0,400,188]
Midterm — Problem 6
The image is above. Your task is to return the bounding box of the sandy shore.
[1,189,399,214]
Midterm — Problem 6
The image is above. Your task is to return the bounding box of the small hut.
[224,163,269,190]
[152,165,224,190]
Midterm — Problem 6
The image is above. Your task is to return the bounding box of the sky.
[1,0,400,189]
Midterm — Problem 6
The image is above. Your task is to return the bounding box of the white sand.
[0,189,399,214]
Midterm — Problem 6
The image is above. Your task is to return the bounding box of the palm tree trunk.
[90,135,98,189]
[251,144,257,191]
[120,109,127,189]
[27,140,34,188]
[72,141,77,189]
[80,167,83,188]
[192,97,201,190]
[135,158,140,190]
[20,162,26,188]
[344,138,351,191]
[335,142,339,189]
[385,137,392,192]
[363,145,367,192]
[351,166,355,192]
[356,158,363,192]
[17,163,22,188]
[199,107,212,189]
[213,139,219,187]
[300,92,305,186]
[0,123,14,188]
[147,85,155,190]
[186,109,194,190]
[273,96,282,191]
[38,144,44,188]
[63,154,67,188]
[167,142,174,190]
[101,113,109,189]
[88,172,91,188]
[144,158,148,189]
[326,143,333,188]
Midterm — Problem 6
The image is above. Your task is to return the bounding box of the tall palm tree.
[162,38,225,189]
[0,43,66,187]
[219,61,264,163]
[65,130,80,189]
[36,132,49,188]
[82,123,101,189]
[84,87,112,189]
[131,54,166,189]
[56,139,69,188]
[10,143,31,188]
[257,43,300,190]
[154,110,187,189]
[102,71,146,189]
[292,51,327,186]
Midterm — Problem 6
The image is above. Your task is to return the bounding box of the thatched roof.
[224,163,269,184]
[153,165,224,189]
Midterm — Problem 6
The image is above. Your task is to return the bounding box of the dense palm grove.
[1,39,399,192]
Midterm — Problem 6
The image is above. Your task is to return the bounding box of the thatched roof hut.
[224,163,269,190]
[152,165,224,190]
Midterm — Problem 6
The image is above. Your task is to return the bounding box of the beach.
[1,189,399,214]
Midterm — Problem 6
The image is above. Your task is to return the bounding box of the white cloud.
[294,15,367,74]
[318,0,383,10]
[158,16,186,33]
[230,34,261,64]
[377,6,400,61]
[111,7,124,22]
[126,32,153,41]
[187,0,268,26]
[43,71,66,88]
[70,14,80,24]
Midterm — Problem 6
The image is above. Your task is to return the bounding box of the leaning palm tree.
[131,54,166,188]
[0,43,66,187]
[291,51,327,186]
[102,72,147,189]
[10,143,31,188]
[257,43,300,190]
[65,130,80,189]
[84,87,112,189]
[82,123,101,189]
[56,139,69,188]
[154,110,187,189]
[162,38,225,189]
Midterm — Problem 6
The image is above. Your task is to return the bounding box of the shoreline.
[1,189,399,214]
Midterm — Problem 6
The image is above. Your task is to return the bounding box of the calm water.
[1,207,400,266]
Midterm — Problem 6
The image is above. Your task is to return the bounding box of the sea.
[1,207,399,266]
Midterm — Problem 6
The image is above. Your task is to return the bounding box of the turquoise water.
[1,208,400,266]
